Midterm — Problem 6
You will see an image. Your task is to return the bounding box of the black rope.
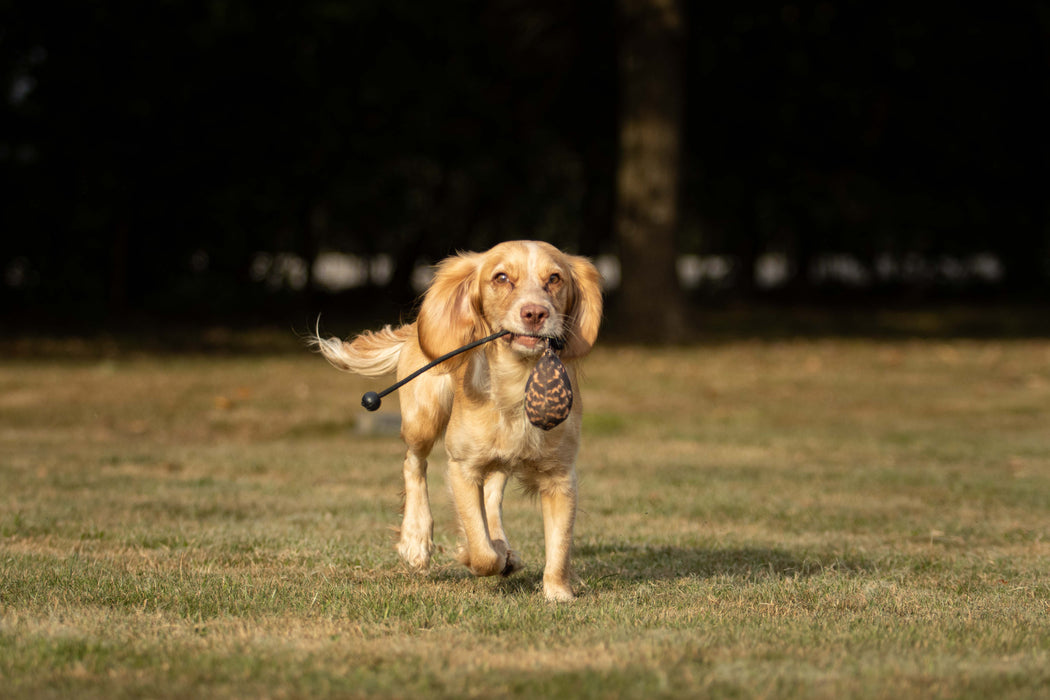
[361,329,564,411]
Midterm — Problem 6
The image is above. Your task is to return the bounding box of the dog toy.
[359,330,572,430]
[523,340,573,430]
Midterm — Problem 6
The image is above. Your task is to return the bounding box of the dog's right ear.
[416,252,483,365]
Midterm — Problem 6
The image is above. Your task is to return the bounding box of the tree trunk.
[615,0,687,341]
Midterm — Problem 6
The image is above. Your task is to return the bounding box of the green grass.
[2,336,1049,698]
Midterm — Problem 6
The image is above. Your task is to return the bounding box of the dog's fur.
[315,241,602,601]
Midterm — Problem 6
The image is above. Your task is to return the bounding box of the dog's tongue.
[514,334,542,348]
[524,347,573,430]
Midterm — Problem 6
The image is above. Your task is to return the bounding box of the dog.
[315,241,602,601]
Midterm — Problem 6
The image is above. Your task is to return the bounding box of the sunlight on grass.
[2,338,1049,697]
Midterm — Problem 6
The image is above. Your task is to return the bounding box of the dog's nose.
[520,304,549,330]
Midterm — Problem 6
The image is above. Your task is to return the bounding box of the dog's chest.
[446,397,576,471]
[446,352,578,471]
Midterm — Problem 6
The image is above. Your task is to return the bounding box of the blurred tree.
[615,0,687,340]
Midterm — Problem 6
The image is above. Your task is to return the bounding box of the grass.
[2,332,1049,698]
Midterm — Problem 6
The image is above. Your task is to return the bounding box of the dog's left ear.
[416,252,484,366]
[561,255,603,360]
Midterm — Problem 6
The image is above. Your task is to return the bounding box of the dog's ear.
[416,252,484,365]
[561,255,603,360]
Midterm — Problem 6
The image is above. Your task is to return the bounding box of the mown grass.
[1,334,1049,698]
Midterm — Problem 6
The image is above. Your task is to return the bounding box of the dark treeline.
[2,1,1048,329]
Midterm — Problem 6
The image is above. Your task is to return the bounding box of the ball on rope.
[361,391,382,411]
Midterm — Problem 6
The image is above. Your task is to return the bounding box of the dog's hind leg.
[397,441,435,570]
[395,364,451,571]
[483,471,522,575]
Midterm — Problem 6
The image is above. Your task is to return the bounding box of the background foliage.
[2,1,1048,326]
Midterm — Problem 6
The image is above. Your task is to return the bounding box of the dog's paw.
[543,577,576,602]
[456,543,508,577]
[396,535,434,570]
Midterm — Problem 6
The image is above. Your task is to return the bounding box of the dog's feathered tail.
[312,324,413,377]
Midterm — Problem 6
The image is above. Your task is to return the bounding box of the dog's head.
[416,241,603,365]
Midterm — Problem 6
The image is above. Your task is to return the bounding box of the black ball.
[361,391,382,411]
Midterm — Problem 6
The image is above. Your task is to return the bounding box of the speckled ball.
[524,348,573,430]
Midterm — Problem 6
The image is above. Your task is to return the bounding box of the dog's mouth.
[505,333,565,352]
[508,333,543,349]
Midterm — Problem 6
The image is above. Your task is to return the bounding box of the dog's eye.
[547,273,562,286]
[494,272,510,285]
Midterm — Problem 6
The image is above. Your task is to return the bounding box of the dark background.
[2,1,1048,339]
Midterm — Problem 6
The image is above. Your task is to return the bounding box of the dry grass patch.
[2,337,1049,698]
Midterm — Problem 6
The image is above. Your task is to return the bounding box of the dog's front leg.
[449,459,507,577]
[540,471,578,602]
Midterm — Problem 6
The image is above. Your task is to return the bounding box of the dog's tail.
[312,324,412,377]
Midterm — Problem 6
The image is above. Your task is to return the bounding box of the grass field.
[2,331,1049,698]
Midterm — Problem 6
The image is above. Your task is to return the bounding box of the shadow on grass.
[419,563,545,598]
[417,544,876,600]
[575,543,875,584]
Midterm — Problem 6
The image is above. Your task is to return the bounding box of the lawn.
[1,332,1049,698]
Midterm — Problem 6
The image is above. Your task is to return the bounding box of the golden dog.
[315,241,602,601]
